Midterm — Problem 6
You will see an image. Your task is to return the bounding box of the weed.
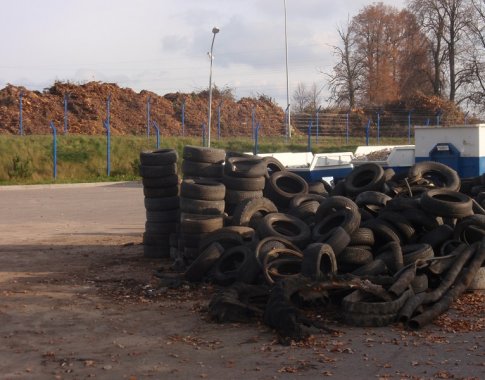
[8,155,33,179]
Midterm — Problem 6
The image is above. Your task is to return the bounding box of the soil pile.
[0,82,285,137]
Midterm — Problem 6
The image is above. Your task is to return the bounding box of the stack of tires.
[223,156,267,214]
[139,149,180,258]
[181,145,225,181]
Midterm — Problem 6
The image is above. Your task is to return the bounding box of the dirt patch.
[0,233,484,379]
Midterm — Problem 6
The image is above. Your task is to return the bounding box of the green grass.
[0,134,412,185]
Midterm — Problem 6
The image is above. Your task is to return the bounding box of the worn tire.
[264,171,309,207]
[225,189,263,204]
[180,214,224,234]
[140,149,178,165]
[257,213,311,248]
[408,161,460,191]
[224,157,267,178]
[143,185,179,198]
[222,174,265,191]
[146,209,179,223]
[139,163,177,178]
[184,242,225,282]
[402,243,434,265]
[180,179,225,201]
[183,145,225,163]
[342,288,413,315]
[182,160,223,178]
[344,163,385,196]
[142,174,179,188]
[144,196,180,211]
[420,189,473,218]
[261,156,286,178]
[301,243,337,279]
[179,197,225,215]
[231,197,278,228]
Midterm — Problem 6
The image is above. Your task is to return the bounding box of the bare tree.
[326,20,362,109]
[292,82,309,113]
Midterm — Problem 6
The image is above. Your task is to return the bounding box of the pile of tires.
[223,156,267,214]
[178,146,227,264]
[139,149,180,258]
[182,145,225,181]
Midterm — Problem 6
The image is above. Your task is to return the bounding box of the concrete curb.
[0,181,142,191]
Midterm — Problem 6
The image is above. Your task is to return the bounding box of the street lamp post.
[207,26,220,147]
[284,0,291,140]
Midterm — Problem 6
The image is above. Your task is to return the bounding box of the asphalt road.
[0,182,146,244]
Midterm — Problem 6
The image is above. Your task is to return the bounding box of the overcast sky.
[0,0,405,106]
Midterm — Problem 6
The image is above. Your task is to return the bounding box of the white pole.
[284,0,291,139]
[207,27,220,147]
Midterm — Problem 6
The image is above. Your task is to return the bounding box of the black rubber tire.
[308,181,329,196]
[301,243,337,279]
[180,178,225,201]
[312,209,359,239]
[401,208,441,231]
[314,226,351,256]
[212,245,260,285]
[418,224,454,252]
[183,145,225,163]
[146,209,179,223]
[355,191,391,209]
[352,259,388,276]
[338,246,373,267]
[402,243,434,265]
[179,197,225,215]
[139,163,177,178]
[342,288,413,315]
[264,171,309,207]
[410,273,429,293]
[225,189,263,204]
[142,174,179,189]
[140,149,178,165]
[222,174,265,191]
[288,201,319,225]
[184,242,224,282]
[198,227,255,251]
[257,213,311,248]
[145,221,177,234]
[361,218,401,245]
[143,186,179,198]
[182,160,223,178]
[375,241,403,273]
[453,214,485,244]
[231,197,278,228]
[224,157,267,178]
[386,197,421,211]
[262,248,303,285]
[344,163,385,197]
[315,196,359,225]
[254,236,302,266]
[408,161,460,191]
[349,228,375,246]
[180,214,224,234]
[144,196,180,211]
[289,194,326,209]
[378,211,416,243]
[420,189,473,219]
[262,156,286,178]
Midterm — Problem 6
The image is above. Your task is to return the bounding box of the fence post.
[307,121,312,151]
[376,112,380,144]
[426,118,430,127]
[408,111,412,144]
[436,109,442,127]
[202,124,206,146]
[49,121,57,179]
[346,113,349,145]
[254,123,261,155]
[251,106,256,141]
[104,95,111,177]
[217,101,223,140]
[146,96,151,138]
[19,92,23,136]
[152,121,160,149]
[315,107,321,144]
[63,93,69,134]
[181,99,185,136]
[365,119,370,146]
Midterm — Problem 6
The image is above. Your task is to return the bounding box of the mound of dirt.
[0,82,286,137]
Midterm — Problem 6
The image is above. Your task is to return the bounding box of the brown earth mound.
[0,82,286,137]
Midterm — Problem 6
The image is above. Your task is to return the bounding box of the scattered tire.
[264,171,309,207]
[408,161,460,191]
[257,213,311,248]
[420,189,473,218]
[184,242,225,282]
[231,197,278,228]
[344,163,385,196]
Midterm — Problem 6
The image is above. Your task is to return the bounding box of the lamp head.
[212,26,220,34]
